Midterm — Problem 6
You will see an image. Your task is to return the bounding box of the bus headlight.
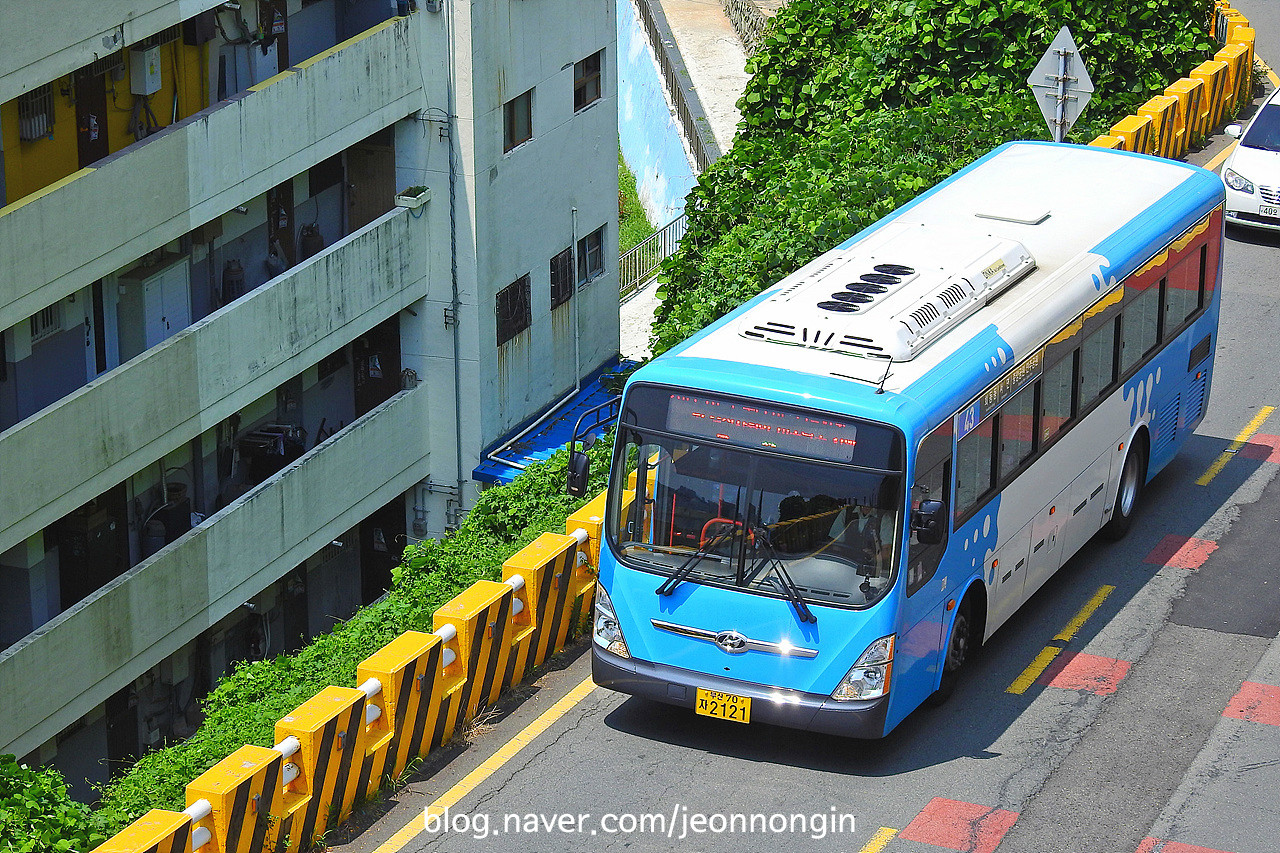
[1224,168,1254,194]
[831,635,895,701]
[593,583,630,658]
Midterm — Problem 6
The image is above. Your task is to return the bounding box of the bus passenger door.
[1024,487,1067,601]
[893,429,952,720]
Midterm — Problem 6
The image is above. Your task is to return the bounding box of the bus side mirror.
[911,500,946,545]
[566,450,591,497]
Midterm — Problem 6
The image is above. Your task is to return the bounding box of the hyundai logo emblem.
[714,630,749,654]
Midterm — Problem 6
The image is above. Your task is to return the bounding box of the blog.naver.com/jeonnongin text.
[422,804,857,842]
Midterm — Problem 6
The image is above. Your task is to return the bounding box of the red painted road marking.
[1238,433,1280,462]
[1222,680,1280,727]
[1136,837,1236,853]
[1144,534,1218,570]
[898,798,1018,853]
[1037,651,1131,695]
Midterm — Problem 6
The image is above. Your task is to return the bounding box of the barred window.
[30,303,63,344]
[550,247,574,309]
[18,84,55,141]
[496,274,531,346]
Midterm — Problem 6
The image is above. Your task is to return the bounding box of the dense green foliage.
[0,756,111,852]
[619,150,655,254]
[652,0,1215,354]
[89,440,613,835]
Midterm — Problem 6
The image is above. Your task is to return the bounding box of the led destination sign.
[666,394,858,461]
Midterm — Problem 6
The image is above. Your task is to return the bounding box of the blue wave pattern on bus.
[960,497,1002,588]
[1125,366,1163,429]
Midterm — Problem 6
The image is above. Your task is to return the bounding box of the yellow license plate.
[695,688,751,724]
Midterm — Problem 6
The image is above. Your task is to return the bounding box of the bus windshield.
[607,389,905,609]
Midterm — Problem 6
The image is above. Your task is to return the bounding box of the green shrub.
[651,0,1215,355]
[0,755,111,853]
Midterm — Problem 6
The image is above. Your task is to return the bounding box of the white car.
[1222,87,1280,231]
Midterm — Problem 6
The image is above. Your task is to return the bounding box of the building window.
[574,51,603,112]
[577,225,605,284]
[550,247,574,309]
[496,274,532,345]
[29,303,62,344]
[504,89,533,152]
[17,84,55,141]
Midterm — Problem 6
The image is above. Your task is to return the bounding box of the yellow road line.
[372,675,598,853]
[1204,140,1237,172]
[1196,406,1276,486]
[859,826,899,852]
[1007,645,1064,695]
[1054,585,1116,643]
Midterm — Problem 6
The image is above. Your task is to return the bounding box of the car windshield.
[1242,104,1280,152]
[606,388,905,609]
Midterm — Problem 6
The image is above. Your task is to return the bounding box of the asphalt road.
[331,19,1280,853]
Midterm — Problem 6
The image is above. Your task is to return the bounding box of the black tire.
[1102,435,1147,541]
[927,598,973,707]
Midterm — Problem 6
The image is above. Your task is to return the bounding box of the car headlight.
[593,583,630,658]
[831,634,895,701]
[1224,168,1255,194]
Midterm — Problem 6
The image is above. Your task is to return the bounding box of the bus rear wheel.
[927,598,972,706]
[1103,436,1147,541]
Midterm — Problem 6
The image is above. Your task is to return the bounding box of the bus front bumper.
[592,646,890,738]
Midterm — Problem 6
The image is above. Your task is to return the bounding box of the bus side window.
[908,429,951,596]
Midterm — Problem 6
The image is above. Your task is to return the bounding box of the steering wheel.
[700,517,753,549]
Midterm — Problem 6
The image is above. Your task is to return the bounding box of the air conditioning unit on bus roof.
[739,229,1035,362]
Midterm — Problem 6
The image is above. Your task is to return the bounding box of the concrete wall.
[0,386,431,758]
[0,0,224,104]
[0,15,426,335]
[617,0,697,225]
[0,207,432,558]
[466,0,621,451]
[394,0,621,517]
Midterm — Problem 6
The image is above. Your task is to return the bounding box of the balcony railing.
[0,207,429,558]
[0,386,430,757]
[0,14,425,334]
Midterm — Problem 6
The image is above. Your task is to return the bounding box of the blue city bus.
[583,142,1224,737]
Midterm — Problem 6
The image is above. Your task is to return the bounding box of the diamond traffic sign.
[1027,26,1094,142]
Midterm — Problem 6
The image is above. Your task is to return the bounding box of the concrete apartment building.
[0,0,619,795]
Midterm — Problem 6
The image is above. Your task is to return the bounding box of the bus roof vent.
[738,232,1035,361]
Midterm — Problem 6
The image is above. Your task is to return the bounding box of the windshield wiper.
[750,526,817,624]
[655,528,737,596]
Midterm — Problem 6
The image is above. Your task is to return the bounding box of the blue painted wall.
[617,0,697,225]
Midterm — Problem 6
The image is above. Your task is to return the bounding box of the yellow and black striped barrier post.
[433,582,517,733]
[186,745,285,853]
[1110,114,1154,154]
[1192,59,1232,132]
[1138,95,1182,158]
[1166,77,1207,148]
[274,687,367,851]
[354,631,445,798]
[1217,42,1251,117]
[505,532,582,670]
